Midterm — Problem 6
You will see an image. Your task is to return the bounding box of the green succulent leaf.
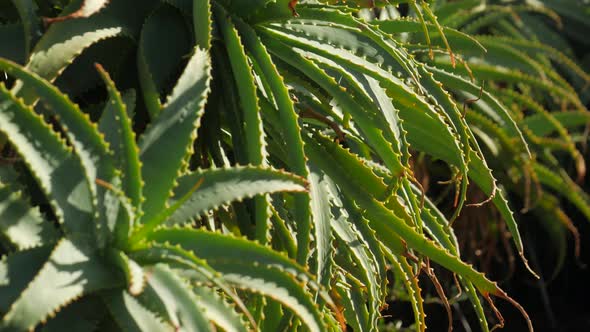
[0,83,94,241]
[141,264,211,332]
[96,65,142,244]
[0,246,52,314]
[103,289,174,332]
[14,0,148,101]
[330,199,381,331]
[0,186,59,249]
[309,167,333,289]
[193,0,212,50]
[168,165,306,224]
[0,57,118,248]
[190,286,249,332]
[304,131,503,295]
[523,111,590,137]
[377,18,487,55]
[0,239,122,331]
[235,17,312,265]
[139,46,211,224]
[215,6,270,243]
[146,227,329,331]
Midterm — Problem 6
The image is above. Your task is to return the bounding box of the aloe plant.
[371,0,590,279]
[1,0,588,331]
[0,53,325,330]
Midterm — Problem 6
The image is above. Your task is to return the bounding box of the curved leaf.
[0,187,59,249]
[139,46,211,223]
[103,290,173,332]
[0,239,121,331]
[0,83,94,240]
[133,166,307,240]
[142,264,211,332]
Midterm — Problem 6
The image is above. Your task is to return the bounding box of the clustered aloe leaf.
[385,0,590,282]
[0,0,588,331]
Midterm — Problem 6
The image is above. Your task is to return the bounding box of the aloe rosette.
[1,0,588,331]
